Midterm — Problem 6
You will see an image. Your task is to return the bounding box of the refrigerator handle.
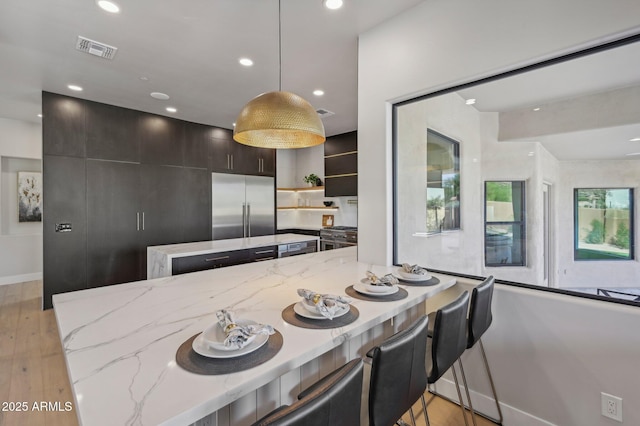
[247,203,251,237]
[242,203,246,238]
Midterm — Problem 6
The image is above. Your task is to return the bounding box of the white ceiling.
[0,0,424,136]
[457,40,640,160]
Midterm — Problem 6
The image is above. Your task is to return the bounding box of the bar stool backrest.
[253,358,363,426]
[467,276,495,349]
[368,315,429,426]
[428,291,470,384]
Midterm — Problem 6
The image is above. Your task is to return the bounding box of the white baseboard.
[432,377,557,426]
[0,272,42,286]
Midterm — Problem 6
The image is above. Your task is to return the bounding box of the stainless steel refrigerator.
[211,173,275,240]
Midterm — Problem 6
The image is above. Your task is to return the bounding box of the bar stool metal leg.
[457,359,478,426]
[479,338,504,424]
[420,394,431,426]
[451,364,470,426]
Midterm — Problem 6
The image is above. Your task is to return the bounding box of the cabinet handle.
[142,212,145,231]
[258,158,261,172]
[205,255,230,262]
[227,154,230,169]
[254,249,274,255]
[230,154,234,170]
[136,212,140,231]
[255,257,275,262]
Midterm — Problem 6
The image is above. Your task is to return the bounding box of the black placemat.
[345,285,408,302]
[281,304,359,329]
[398,276,440,286]
[176,330,283,375]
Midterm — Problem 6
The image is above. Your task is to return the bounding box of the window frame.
[425,129,461,235]
[484,180,526,267]
[573,187,635,261]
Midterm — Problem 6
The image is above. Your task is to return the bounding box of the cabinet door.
[43,155,87,309]
[210,134,235,173]
[86,101,140,162]
[86,160,141,287]
[181,167,211,243]
[257,148,276,176]
[139,113,185,166]
[42,92,86,157]
[184,122,210,168]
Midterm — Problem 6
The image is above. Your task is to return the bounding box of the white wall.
[0,117,42,285]
[359,1,640,425]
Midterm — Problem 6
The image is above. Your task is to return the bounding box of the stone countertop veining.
[53,247,455,426]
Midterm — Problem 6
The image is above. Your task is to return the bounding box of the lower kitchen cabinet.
[250,245,278,261]
[172,249,251,275]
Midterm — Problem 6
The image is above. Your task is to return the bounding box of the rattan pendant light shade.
[232,1,325,149]
[234,91,325,149]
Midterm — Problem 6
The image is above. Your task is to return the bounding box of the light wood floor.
[0,281,497,426]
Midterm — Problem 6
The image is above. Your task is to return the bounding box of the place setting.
[176,310,282,375]
[282,289,359,329]
[345,271,409,302]
[393,263,440,286]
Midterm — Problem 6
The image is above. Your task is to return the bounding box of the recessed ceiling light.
[533,107,541,111]
[233,122,236,127]
[150,92,170,100]
[68,85,83,92]
[626,152,640,156]
[629,137,640,142]
[527,151,535,156]
[166,107,177,113]
[465,98,476,105]
[239,58,254,67]
[37,114,43,118]
[96,0,120,13]
[323,0,343,10]
[313,89,324,96]
[139,76,149,81]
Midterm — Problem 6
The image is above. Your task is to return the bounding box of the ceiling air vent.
[76,36,118,60]
[316,108,335,119]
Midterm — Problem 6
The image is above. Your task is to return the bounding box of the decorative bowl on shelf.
[323,201,334,207]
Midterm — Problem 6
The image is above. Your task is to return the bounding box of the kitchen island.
[53,247,456,426]
[147,233,319,279]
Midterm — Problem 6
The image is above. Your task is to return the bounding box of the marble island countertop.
[53,247,456,426]
[147,233,319,278]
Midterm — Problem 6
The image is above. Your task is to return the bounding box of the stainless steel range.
[319,226,357,251]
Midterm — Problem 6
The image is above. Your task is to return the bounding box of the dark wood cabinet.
[172,249,251,275]
[139,114,185,166]
[42,92,275,308]
[43,155,87,309]
[183,122,211,168]
[250,245,278,261]
[42,92,86,158]
[86,101,140,162]
[324,131,357,196]
[181,168,212,243]
[86,160,141,288]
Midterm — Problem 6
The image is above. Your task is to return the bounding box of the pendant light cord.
[278,0,282,91]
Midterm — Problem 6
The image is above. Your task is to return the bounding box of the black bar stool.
[365,315,429,426]
[425,291,471,426]
[252,358,363,426]
[462,275,503,425]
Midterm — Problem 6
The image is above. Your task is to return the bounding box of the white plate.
[354,282,399,296]
[293,301,349,320]
[396,268,432,281]
[192,330,269,359]
[202,319,258,351]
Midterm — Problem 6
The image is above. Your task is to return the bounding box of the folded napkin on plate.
[401,263,430,275]
[215,310,274,349]
[297,289,351,320]
[366,271,399,286]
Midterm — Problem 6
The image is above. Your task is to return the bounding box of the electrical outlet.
[601,392,623,422]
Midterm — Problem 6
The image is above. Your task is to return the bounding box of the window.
[574,188,634,260]
[426,129,460,234]
[484,181,526,266]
